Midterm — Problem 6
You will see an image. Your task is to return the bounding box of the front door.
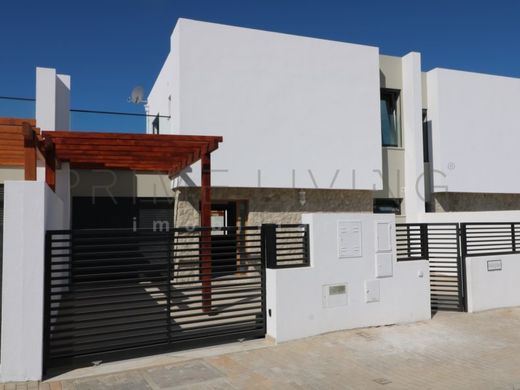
[211,201,238,277]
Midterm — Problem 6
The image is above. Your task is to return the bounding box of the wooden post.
[200,152,212,312]
[22,123,36,181]
[45,142,56,192]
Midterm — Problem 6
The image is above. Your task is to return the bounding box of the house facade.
[3,18,520,383]
[146,18,520,225]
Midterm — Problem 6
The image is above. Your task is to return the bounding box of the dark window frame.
[380,88,402,148]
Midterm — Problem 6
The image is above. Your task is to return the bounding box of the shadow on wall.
[70,169,137,198]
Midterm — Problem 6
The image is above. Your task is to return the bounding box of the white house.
[3,17,520,384]
[146,18,520,224]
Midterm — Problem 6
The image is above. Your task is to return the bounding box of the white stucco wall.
[266,213,430,342]
[0,182,65,382]
[146,54,176,133]
[465,254,520,313]
[148,19,383,190]
[427,68,520,194]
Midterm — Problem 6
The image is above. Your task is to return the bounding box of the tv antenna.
[128,86,147,104]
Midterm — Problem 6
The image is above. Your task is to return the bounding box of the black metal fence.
[263,224,311,269]
[396,224,428,261]
[44,223,310,369]
[461,222,520,257]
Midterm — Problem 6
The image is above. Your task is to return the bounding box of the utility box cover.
[375,253,393,278]
[376,221,393,252]
[365,280,380,303]
[322,284,348,308]
[337,221,362,258]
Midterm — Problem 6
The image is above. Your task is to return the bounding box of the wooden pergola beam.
[48,130,222,144]
[22,123,37,181]
[44,131,221,179]
[0,118,36,127]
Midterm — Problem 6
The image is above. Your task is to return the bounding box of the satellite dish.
[128,86,147,104]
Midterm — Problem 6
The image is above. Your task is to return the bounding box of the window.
[152,114,160,135]
[422,109,430,163]
[380,90,401,147]
[373,198,402,214]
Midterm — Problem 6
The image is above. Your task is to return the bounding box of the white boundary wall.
[412,211,520,313]
[465,254,520,313]
[266,213,430,342]
[0,181,65,382]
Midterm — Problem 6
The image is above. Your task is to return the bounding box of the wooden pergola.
[1,118,222,309]
[0,118,222,229]
[43,130,221,229]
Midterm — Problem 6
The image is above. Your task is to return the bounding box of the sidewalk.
[4,308,520,389]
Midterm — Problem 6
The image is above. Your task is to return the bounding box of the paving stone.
[145,360,224,389]
[172,378,237,390]
[6,308,520,389]
[62,372,152,390]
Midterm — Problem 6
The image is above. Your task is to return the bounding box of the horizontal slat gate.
[427,224,464,311]
[396,223,465,312]
[44,226,266,369]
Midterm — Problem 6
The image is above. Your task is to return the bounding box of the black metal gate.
[396,223,466,312]
[44,224,310,370]
[44,226,267,370]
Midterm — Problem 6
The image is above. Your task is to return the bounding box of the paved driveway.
[6,308,520,389]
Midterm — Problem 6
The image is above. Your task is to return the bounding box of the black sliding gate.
[44,224,310,370]
[397,223,466,312]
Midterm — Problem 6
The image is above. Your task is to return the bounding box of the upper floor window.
[380,89,401,147]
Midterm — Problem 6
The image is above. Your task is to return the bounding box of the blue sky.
[1,0,519,130]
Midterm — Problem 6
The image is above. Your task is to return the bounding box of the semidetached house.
[3,17,520,383]
[146,18,520,225]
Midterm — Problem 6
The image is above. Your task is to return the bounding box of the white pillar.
[55,74,71,131]
[0,182,64,381]
[401,52,425,220]
[35,67,70,131]
[35,67,71,228]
